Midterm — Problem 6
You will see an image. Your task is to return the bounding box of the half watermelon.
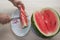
[31,8,60,38]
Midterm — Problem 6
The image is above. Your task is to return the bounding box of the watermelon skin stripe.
[31,8,60,38]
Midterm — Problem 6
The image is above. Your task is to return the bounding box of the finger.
[17,2,25,10]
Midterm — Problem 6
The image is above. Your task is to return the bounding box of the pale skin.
[0,14,11,24]
[0,0,24,24]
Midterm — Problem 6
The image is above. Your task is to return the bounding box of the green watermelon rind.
[31,8,60,38]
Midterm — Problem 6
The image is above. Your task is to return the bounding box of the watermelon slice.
[18,5,28,28]
[31,8,60,38]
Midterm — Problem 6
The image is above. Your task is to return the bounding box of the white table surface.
[0,0,60,40]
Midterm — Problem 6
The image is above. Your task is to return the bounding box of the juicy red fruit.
[34,9,58,34]
[19,5,28,28]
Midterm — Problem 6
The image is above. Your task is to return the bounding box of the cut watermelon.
[31,8,60,38]
[19,5,28,28]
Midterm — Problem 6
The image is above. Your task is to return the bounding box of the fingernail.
[18,5,21,7]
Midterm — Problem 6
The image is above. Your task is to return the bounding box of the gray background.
[0,23,60,40]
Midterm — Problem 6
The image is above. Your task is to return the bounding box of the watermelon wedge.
[18,5,28,28]
[31,8,60,38]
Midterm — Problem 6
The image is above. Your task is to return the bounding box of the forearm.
[9,0,20,5]
[9,0,25,10]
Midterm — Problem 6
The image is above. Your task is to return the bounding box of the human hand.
[9,0,25,10]
[0,14,11,24]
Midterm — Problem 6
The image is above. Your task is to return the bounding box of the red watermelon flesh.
[18,5,28,28]
[34,9,58,35]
